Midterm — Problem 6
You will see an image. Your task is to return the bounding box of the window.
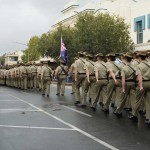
[134,16,145,32]
[137,21,143,44]
[148,14,150,29]
[9,57,18,61]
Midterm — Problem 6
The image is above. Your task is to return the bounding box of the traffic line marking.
[62,105,92,118]
[0,125,75,131]
[0,109,41,112]
[0,100,20,102]
[8,93,119,150]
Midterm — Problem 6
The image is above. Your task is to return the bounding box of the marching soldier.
[0,66,5,85]
[146,51,150,62]
[111,53,126,108]
[8,66,12,86]
[0,66,3,85]
[74,52,87,105]
[15,64,20,88]
[131,52,140,67]
[102,53,122,112]
[20,63,28,90]
[114,52,136,116]
[128,53,150,124]
[90,53,108,111]
[41,61,53,97]
[37,62,43,91]
[30,62,38,89]
[68,57,78,95]
[79,53,95,107]
[28,62,34,89]
[26,63,32,89]
[55,59,68,96]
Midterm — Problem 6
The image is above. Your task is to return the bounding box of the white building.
[52,0,150,51]
[4,50,24,66]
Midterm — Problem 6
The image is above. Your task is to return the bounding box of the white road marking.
[8,93,119,150]
[0,109,41,112]
[0,125,75,131]
[0,100,20,102]
[62,105,92,118]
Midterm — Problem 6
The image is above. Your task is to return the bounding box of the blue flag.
[60,36,68,64]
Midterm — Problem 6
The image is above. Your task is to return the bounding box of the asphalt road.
[0,84,150,150]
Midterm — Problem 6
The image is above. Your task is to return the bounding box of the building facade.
[4,50,24,66]
[52,0,150,51]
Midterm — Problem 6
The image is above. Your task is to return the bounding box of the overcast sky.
[0,0,98,55]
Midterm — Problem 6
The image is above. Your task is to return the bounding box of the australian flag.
[60,36,68,64]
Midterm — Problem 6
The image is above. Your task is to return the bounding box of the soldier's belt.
[78,73,86,75]
[43,76,51,77]
[125,80,135,82]
[143,80,150,82]
[98,78,108,80]
[89,74,95,76]
[110,77,121,80]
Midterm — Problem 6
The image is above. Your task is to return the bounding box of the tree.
[37,33,51,57]
[73,13,133,55]
[38,25,75,64]
[24,12,133,64]
[0,56,5,66]
[22,36,40,63]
